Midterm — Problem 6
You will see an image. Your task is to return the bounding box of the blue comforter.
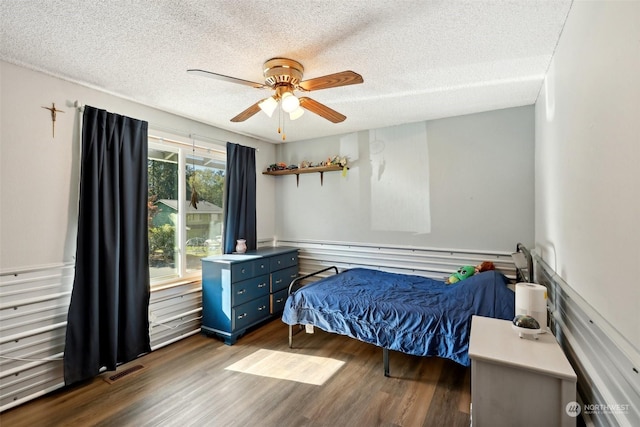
[282,268,514,366]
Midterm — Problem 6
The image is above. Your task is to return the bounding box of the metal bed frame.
[513,242,534,283]
[285,244,533,377]
[285,265,395,376]
[287,266,338,347]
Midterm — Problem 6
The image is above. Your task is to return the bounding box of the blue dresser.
[201,246,298,344]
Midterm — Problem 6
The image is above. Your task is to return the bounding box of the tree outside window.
[147,140,225,283]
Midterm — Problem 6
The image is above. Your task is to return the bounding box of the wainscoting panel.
[0,264,203,412]
[0,264,73,412]
[535,255,640,426]
[149,281,202,350]
[276,239,517,282]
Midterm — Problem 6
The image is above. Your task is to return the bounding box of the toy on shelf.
[321,155,348,168]
[263,155,350,186]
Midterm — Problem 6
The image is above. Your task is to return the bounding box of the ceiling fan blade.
[187,69,267,89]
[230,101,262,122]
[299,71,363,91]
[299,97,346,123]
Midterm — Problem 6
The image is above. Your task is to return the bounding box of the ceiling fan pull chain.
[282,108,286,141]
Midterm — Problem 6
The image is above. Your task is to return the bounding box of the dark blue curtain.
[223,142,257,254]
[64,106,150,385]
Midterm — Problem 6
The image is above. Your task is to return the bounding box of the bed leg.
[289,324,293,348]
[383,348,389,377]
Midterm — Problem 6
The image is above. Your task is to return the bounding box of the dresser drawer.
[271,266,298,293]
[232,295,270,330]
[270,252,298,271]
[271,288,289,314]
[231,259,260,282]
[254,258,269,277]
[231,274,269,307]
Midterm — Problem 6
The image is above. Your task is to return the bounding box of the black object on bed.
[282,267,515,375]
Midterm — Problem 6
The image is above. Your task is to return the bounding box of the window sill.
[151,275,202,292]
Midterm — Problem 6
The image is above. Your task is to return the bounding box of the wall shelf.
[262,165,347,186]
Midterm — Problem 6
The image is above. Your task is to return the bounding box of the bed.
[282,245,530,376]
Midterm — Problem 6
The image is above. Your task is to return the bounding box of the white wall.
[535,1,640,352]
[274,106,535,252]
[0,61,276,272]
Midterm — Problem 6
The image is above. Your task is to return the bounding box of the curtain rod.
[73,100,258,151]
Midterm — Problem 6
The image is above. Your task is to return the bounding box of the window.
[147,135,225,286]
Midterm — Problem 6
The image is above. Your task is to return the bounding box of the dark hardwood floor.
[0,319,471,427]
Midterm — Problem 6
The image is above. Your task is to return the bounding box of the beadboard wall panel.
[277,239,517,282]
[0,265,203,412]
[0,264,73,412]
[149,281,202,350]
[535,255,640,427]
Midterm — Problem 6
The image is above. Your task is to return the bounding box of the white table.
[469,315,577,427]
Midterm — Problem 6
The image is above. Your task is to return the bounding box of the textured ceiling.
[0,1,572,143]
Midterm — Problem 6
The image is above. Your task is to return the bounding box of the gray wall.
[274,106,535,252]
[535,1,639,355]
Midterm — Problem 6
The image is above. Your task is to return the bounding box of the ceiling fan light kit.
[289,107,304,121]
[258,96,278,117]
[280,91,299,113]
[187,57,363,139]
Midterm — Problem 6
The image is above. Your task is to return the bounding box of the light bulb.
[289,106,304,120]
[258,96,278,117]
[281,91,300,113]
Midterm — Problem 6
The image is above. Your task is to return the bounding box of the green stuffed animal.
[446,265,476,284]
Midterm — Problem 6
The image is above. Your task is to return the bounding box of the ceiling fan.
[187,58,363,126]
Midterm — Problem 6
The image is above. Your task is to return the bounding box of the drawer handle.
[291,257,295,261]
[237,289,246,295]
[237,313,247,319]
[276,298,284,303]
[258,305,266,311]
[277,260,281,264]
[290,274,296,278]
[258,283,267,288]
[276,279,282,284]
[241,268,246,274]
